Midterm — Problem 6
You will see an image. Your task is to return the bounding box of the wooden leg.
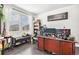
[72,43,75,55]
[1,40,4,55]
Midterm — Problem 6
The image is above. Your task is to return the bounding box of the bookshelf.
[33,19,41,43]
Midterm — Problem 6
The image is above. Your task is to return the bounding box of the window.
[9,9,29,31]
[21,14,29,31]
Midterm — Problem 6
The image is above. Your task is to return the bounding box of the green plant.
[68,37,75,41]
[0,9,3,19]
[0,4,4,20]
[0,4,4,35]
[22,32,26,37]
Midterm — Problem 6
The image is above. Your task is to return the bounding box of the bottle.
[63,26,67,40]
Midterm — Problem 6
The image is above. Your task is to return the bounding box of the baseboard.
[75,44,79,47]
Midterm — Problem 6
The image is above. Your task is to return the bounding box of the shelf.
[34,29,39,31]
[34,25,39,27]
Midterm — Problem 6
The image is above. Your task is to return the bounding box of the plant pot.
[69,37,75,41]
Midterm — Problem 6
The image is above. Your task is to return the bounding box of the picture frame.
[48,12,68,21]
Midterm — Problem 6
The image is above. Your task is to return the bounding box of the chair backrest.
[4,36,16,48]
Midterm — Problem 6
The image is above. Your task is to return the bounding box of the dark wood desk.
[38,36,77,55]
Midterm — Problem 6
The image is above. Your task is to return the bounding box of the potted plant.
[0,4,4,35]
[68,36,75,41]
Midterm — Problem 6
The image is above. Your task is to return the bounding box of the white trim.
[75,44,79,47]
[11,4,37,16]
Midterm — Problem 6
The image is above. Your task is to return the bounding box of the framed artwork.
[48,12,68,21]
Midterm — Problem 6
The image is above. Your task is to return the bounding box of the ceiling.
[15,4,73,14]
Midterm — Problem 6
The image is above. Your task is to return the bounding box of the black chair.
[4,36,16,49]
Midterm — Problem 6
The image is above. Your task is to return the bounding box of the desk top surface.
[38,35,77,43]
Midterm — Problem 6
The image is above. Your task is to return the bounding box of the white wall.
[2,4,35,37]
[37,5,79,47]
